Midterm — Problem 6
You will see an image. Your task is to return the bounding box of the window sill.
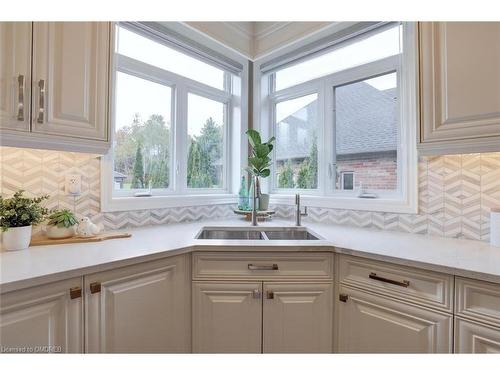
[101,193,238,212]
[270,194,417,214]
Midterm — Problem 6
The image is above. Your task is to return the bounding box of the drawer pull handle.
[267,291,274,299]
[248,263,278,271]
[69,286,82,299]
[339,293,349,302]
[17,74,25,121]
[252,289,261,299]
[369,272,410,288]
[37,79,45,124]
[89,282,101,294]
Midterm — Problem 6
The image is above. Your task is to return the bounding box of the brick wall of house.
[337,151,397,191]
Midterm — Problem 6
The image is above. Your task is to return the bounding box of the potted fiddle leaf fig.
[0,190,49,251]
[245,129,275,211]
[46,209,78,239]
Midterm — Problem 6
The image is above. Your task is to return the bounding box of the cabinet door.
[192,281,262,353]
[85,255,191,353]
[0,277,83,353]
[455,317,500,353]
[337,286,452,353]
[263,282,333,353]
[419,22,500,154]
[0,22,31,131]
[31,22,110,140]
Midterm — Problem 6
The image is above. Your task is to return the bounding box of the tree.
[187,117,223,188]
[130,143,145,189]
[278,160,295,188]
[307,136,318,189]
[296,160,310,189]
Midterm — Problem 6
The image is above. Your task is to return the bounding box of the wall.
[0,147,235,233]
[1,147,500,242]
[275,154,500,241]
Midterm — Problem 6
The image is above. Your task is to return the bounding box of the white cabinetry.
[337,255,453,353]
[454,277,500,353]
[85,255,191,353]
[192,251,334,353]
[0,277,83,353]
[0,22,111,153]
[419,22,500,155]
[0,22,32,131]
[338,286,452,353]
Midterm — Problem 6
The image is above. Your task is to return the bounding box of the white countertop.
[1,217,500,293]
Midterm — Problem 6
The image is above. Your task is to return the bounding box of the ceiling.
[185,22,336,60]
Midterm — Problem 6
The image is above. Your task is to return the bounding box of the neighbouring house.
[113,171,128,189]
[275,80,398,191]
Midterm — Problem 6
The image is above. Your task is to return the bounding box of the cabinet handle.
[248,263,278,271]
[252,289,261,299]
[369,272,410,288]
[17,75,25,121]
[69,286,82,299]
[266,291,274,299]
[89,282,101,294]
[37,79,45,124]
[339,293,349,302]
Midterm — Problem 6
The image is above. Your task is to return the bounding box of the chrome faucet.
[295,194,308,226]
[251,176,258,226]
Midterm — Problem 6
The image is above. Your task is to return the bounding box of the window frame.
[255,22,419,213]
[101,23,247,212]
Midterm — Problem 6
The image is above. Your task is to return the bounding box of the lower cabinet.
[337,286,452,353]
[263,282,333,353]
[85,254,191,353]
[192,281,333,353]
[455,318,500,353]
[192,282,262,353]
[0,277,83,353]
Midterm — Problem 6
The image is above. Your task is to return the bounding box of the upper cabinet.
[0,22,111,154]
[419,22,500,155]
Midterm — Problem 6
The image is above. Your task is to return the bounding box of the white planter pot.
[46,225,76,239]
[2,225,32,251]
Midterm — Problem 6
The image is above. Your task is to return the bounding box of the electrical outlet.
[65,174,81,195]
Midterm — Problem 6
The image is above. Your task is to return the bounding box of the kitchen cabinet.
[0,22,111,154]
[0,22,32,132]
[337,285,452,353]
[454,277,500,353]
[419,22,500,155]
[192,281,262,353]
[191,251,334,353]
[263,282,333,353]
[85,254,191,353]
[0,277,83,353]
[455,318,500,353]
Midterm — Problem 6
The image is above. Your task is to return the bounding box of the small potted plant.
[0,190,48,251]
[245,129,275,211]
[46,209,78,239]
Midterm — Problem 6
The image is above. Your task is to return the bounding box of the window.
[274,93,318,190]
[103,23,245,211]
[340,171,354,190]
[259,22,418,213]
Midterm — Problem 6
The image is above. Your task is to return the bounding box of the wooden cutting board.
[30,232,131,246]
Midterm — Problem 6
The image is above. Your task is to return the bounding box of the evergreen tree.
[296,160,310,189]
[131,143,145,189]
[278,160,295,188]
[307,136,318,189]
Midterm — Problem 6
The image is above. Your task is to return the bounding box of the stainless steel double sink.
[195,226,321,241]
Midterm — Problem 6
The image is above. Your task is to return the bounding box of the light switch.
[65,174,81,195]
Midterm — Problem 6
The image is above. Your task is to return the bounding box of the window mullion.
[175,83,189,195]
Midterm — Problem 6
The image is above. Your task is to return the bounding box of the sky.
[115,25,225,137]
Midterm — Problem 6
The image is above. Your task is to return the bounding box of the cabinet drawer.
[456,277,500,328]
[192,252,333,280]
[339,255,453,312]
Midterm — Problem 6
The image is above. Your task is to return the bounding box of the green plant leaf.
[246,129,261,148]
[254,144,270,158]
[260,169,271,177]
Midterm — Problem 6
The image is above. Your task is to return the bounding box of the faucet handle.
[301,206,308,217]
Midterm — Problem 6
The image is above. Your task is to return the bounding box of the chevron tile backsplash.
[1,147,500,241]
[274,153,500,241]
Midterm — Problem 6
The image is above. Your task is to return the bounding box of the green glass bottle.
[238,175,249,210]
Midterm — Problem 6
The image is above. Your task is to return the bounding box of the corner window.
[109,23,238,203]
[260,22,418,213]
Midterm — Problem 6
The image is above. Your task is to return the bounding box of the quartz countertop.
[1,218,500,293]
